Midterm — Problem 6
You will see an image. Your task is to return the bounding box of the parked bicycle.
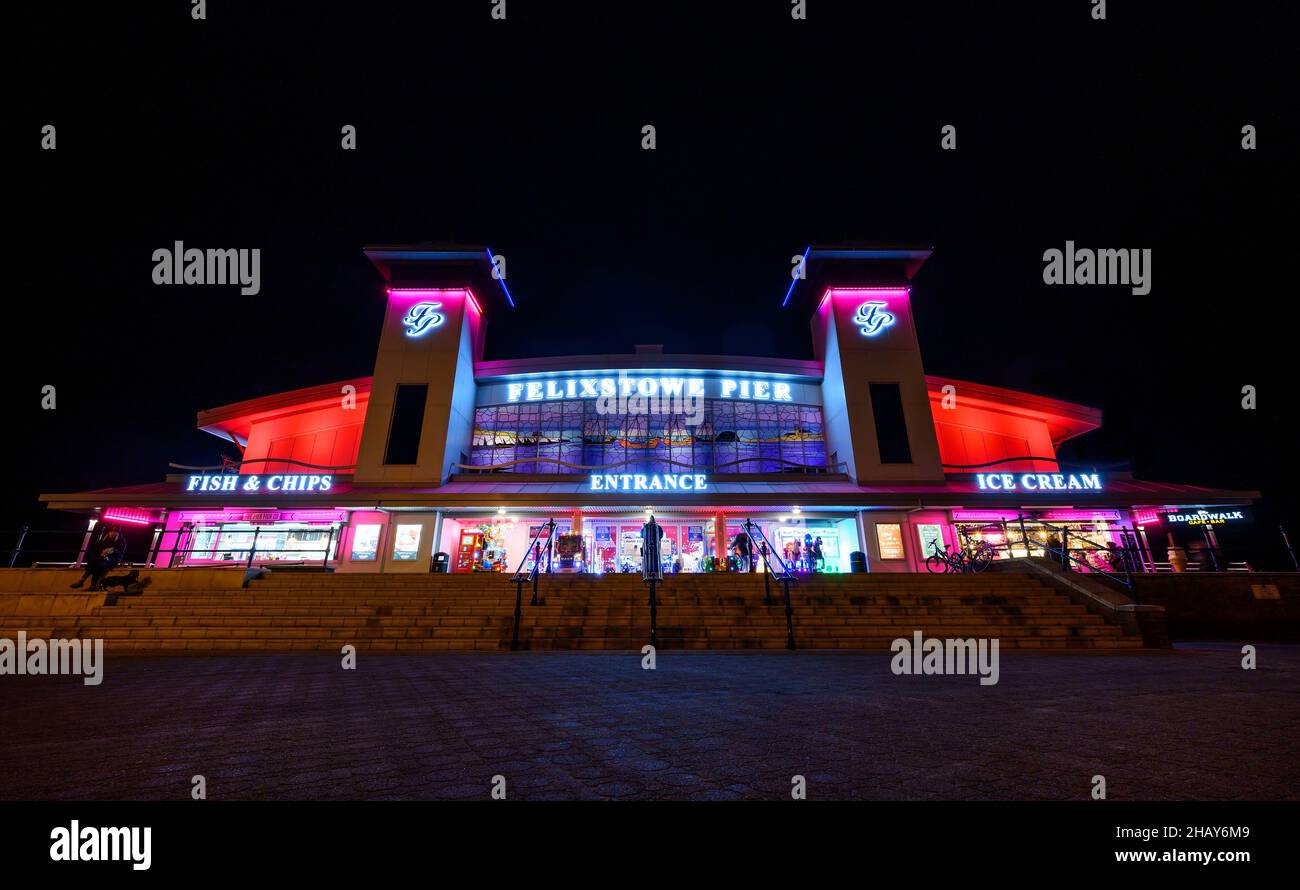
[925,539,994,574]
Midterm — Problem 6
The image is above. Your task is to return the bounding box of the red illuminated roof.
[197,377,372,447]
[924,375,1102,446]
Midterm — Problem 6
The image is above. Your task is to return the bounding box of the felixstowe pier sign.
[506,375,795,403]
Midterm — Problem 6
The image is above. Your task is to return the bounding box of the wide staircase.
[0,568,1146,653]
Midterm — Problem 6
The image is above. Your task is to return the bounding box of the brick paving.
[1,644,1297,801]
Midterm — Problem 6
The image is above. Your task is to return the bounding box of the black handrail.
[743,519,795,650]
[508,517,555,651]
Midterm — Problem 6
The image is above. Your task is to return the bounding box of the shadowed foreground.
[1,647,1296,801]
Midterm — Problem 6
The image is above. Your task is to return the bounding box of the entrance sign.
[185,474,334,493]
[975,472,1102,492]
[589,473,708,492]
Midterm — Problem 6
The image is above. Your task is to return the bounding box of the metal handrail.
[508,518,556,583]
[742,520,795,580]
[978,516,1135,589]
[744,518,796,650]
[508,517,555,651]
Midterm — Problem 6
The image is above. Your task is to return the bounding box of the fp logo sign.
[402,302,444,337]
[853,301,896,337]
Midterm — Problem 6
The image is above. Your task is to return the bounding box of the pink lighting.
[385,287,481,314]
[102,507,154,526]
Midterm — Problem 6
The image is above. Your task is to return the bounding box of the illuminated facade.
[41,245,1258,575]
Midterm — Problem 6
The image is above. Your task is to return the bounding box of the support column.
[75,513,100,568]
[713,511,728,567]
[855,510,869,557]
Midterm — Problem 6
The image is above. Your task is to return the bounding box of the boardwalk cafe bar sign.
[1163,509,1249,526]
[185,474,335,493]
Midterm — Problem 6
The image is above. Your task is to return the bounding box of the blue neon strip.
[485,246,516,309]
[781,245,811,308]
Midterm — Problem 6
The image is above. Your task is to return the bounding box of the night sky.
[9,2,1295,554]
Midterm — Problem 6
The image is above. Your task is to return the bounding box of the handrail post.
[245,527,260,569]
[648,575,658,649]
[1282,525,1299,572]
[762,544,772,605]
[7,525,28,568]
[511,578,524,651]
[1198,526,1217,572]
[323,526,335,569]
[1018,513,1031,557]
[546,520,554,575]
[781,575,795,650]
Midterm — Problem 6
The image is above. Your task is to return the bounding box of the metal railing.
[743,518,796,650]
[507,517,556,651]
[3,526,340,571]
[960,517,1135,589]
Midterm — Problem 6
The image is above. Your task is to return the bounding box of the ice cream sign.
[975,472,1103,492]
[185,474,335,493]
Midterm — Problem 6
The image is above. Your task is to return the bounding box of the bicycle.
[925,541,970,574]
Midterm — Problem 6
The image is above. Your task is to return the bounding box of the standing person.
[641,518,663,578]
[811,536,825,573]
[733,529,752,573]
[70,526,127,590]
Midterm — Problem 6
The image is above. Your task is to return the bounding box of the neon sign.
[505,376,793,403]
[975,473,1102,492]
[1164,509,1246,526]
[402,302,445,337]
[589,473,709,492]
[185,474,335,493]
[854,301,896,336]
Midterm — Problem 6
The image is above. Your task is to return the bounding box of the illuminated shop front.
[39,244,1257,575]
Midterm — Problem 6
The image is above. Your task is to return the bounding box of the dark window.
[384,384,428,465]
[869,383,912,464]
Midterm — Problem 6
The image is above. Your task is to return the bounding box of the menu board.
[875,523,905,560]
[350,524,380,561]
[916,523,944,559]
[392,524,421,561]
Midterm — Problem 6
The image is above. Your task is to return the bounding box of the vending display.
[456,531,484,572]
[554,533,585,573]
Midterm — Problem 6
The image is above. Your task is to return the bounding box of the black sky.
[9,1,1296,545]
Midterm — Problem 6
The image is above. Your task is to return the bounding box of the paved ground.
[1,645,1297,801]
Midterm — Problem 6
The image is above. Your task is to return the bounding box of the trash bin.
[849,551,868,573]
[432,552,450,573]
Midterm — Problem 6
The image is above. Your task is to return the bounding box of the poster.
[916,523,944,560]
[875,523,905,560]
[391,524,421,561]
[350,524,381,561]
